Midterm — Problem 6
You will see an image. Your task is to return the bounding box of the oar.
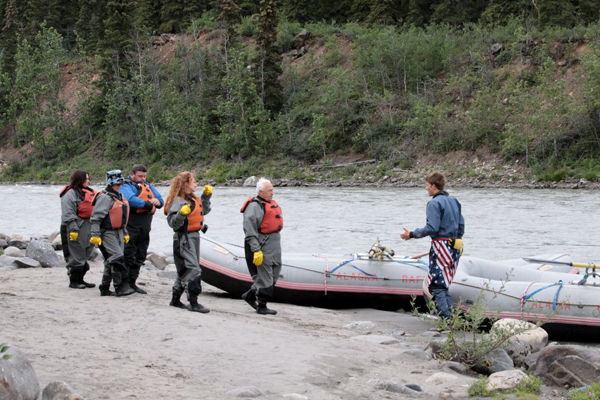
[522,258,598,269]
[523,258,599,285]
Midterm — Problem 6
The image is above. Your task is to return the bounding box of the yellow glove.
[90,236,102,246]
[204,185,213,195]
[253,251,263,266]
[180,204,191,215]
[124,235,130,244]
[69,232,78,241]
[451,239,464,255]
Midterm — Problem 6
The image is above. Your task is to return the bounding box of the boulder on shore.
[0,344,40,400]
[26,240,62,268]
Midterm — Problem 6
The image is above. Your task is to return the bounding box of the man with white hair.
[240,178,283,315]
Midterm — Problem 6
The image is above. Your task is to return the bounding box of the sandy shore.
[0,260,488,400]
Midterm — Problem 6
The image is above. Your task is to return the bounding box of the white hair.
[256,178,271,195]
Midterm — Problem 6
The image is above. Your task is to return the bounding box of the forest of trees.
[1,0,600,182]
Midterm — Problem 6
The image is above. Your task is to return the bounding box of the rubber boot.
[130,278,147,294]
[241,288,258,310]
[99,284,115,297]
[115,284,135,297]
[69,271,86,289]
[256,302,277,315]
[80,263,95,288]
[188,294,210,313]
[169,288,188,309]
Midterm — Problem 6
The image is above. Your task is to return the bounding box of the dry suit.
[242,196,282,304]
[60,186,96,287]
[90,188,130,295]
[120,179,163,291]
[166,193,211,306]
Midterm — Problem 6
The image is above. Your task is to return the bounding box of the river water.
[0,184,597,263]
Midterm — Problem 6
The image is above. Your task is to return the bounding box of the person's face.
[185,180,197,194]
[83,174,90,188]
[112,183,123,192]
[259,182,274,201]
[130,171,147,184]
[426,181,437,196]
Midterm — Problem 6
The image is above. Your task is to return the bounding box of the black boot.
[188,294,210,313]
[257,302,277,315]
[69,281,86,289]
[115,284,135,297]
[68,269,86,289]
[80,263,95,288]
[169,288,188,309]
[130,279,147,294]
[99,284,115,297]
[241,289,258,310]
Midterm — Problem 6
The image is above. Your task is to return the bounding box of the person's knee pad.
[111,256,126,272]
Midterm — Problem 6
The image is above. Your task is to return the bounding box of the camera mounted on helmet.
[106,170,125,186]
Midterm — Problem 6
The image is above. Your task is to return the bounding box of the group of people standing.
[60,165,284,316]
[60,165,463,321]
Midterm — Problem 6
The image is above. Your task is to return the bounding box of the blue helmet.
[106,170,124,186]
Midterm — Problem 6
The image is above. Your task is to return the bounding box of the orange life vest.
[95,192,129,230]
[240,197,283,234]
[78,187,97,218]
[186,197,204,232]
[59,185,97,219]
[134,183,157,214]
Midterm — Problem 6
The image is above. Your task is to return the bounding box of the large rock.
[292,29,311,49]
[4,246,24,257]
[0,255,17,268]
[492,319,548,354]
[26,240,62,268]
[472,349,514,375]
[531,345,600,379]
[546,355,600,388]
[0,344,40,400]
[8,238,29,250]
[41,381,85,400]
[0,239,7,249]
[243,176,259,187]
[51,234,63,251]
[486,369,527,391]
[147,253,168,271]
[14,257,42,268]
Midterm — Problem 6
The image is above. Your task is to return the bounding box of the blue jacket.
[119,178,164,211]
[413,191,464,240]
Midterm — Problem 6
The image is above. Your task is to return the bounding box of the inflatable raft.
[199,237,600,335]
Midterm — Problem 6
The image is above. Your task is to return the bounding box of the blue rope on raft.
[329,259,378,277]
[226,242,245,249]
[328,255,428,276]
[522,281,564,311]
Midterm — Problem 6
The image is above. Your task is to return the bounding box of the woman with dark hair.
[165,172,213,313]
[60,170,97,289]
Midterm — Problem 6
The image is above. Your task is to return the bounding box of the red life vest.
[95,192,129,230]
[134,183,157,214]
[240,197,283,234]
[59,185,97,219]
[186,197,204,232]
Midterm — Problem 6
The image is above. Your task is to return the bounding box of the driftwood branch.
[312,159,376,170]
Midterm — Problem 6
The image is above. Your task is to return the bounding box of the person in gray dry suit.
[60,170,97,289]
[240,178,283,315]
[90,170,134,297]
[164,171,213,313]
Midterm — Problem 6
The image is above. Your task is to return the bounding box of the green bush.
[568,381,600,400]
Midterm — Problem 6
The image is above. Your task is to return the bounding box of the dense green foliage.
[1,0,600,182]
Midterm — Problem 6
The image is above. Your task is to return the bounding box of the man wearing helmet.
[90,170,134,297]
